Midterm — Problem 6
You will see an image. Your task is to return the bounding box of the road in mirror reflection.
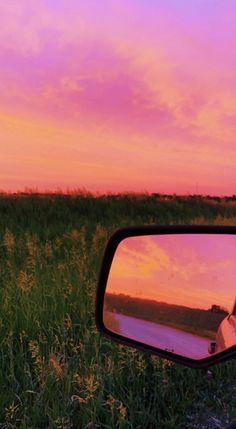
[103,234,236,359]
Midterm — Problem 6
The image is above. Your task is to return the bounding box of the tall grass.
[0,193,236,428]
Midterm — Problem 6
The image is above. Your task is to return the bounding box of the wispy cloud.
[1,1,236,193]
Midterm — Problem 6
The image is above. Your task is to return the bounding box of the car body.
[215,302,236,353]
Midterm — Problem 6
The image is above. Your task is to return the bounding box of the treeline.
[105,293,228,339]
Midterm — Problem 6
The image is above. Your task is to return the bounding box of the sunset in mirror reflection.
[107,234,236,310]
[104,234,236,359]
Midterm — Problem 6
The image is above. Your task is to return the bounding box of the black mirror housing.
[96,225,236,368]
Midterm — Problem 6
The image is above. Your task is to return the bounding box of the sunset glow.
[107,235,236,311]
[1,1,236,194]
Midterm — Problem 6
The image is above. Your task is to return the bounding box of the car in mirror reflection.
[209,302,236,354]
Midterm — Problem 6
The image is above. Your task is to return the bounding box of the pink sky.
[1,1,236,195]
[107,234,236,311]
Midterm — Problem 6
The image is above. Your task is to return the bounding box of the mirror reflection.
[103,234,236,360]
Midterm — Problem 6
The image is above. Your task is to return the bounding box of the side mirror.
[96,225,236,368]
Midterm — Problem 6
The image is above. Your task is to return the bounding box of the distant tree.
[210,304,227,314]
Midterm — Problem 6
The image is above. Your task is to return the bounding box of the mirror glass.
[103,234,236,360]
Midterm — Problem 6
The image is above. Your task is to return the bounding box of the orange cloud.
[1,1,236,194]
[106,235,236,311]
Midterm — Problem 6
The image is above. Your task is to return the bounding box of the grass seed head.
[55,416,72,429]
[118,402,127,419]
[3,228,15,254]
[44,240,53,257]
[5,402,19,421]
[18,271,33,292]
[26,236,38,258]
[50,353,63,379]
[84,374,99,398]
[73,372,82,385]
[92,224,107,251]
[65,313,73,330]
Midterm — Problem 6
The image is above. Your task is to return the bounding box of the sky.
[1,0,236,195]
[106,234,236,311]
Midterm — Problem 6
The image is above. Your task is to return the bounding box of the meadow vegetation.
[0,192,236,428]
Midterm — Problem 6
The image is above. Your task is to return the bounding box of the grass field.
[0,192,236,429]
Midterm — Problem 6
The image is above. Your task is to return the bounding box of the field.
[0,192,236,429]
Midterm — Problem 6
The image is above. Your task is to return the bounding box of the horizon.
[105,291,228,313]
[1,188,236,199]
